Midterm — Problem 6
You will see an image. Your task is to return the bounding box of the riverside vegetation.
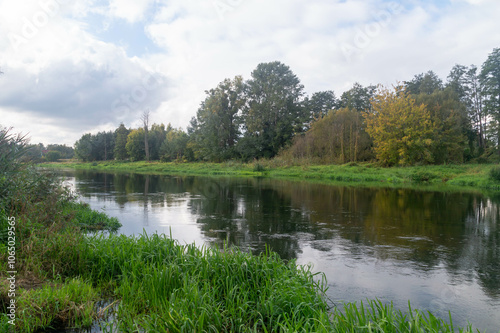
[43,159,500,192]
[2,136,484,330]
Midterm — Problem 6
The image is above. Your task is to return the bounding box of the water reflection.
[60,169,500,331]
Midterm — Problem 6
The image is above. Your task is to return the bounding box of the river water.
[59,169,500,332]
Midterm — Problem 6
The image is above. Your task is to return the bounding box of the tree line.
[73,48,500,166]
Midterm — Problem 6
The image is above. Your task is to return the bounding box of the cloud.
[1,0,500,145]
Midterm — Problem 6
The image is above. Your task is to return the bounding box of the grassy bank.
[42,160,500,190]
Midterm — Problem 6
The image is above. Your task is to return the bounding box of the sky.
[0,0,499,146]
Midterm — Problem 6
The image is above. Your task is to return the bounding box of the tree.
[160,127,189,161]
[45,151,61,162]
[285,107,373,164]
[190,76,245,161]
[303,90,338,127]
[74,132,114,161]
[448,64,486,151]
[404,71,443,95]
[46,144,74,159]
[480,48,500,149]
[338,83,376,112]
[414,87,468,163]
[149,123,168,160]
[114,123,130,160]
[365,85,435,166]
[141,110,151,162]
[241,61,305,159]
[74,134,94,162]
[126,128,146,161]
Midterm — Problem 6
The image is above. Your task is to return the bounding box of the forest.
[62,47,500,167]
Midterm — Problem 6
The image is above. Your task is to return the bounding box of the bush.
[489,166,500,182]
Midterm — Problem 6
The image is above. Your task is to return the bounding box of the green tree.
[142,111,151,162]
[126,129,146,161]
[74,133,94,162]
[338,83,376,112]
[365,85,435,166]
[149,123,168,160]
[286,107,373,164]
[414,88,468,163]
[45,151,61,162]
[404,71,443,95]
[303,90,338,128]
[190,76,245,161]
[241,61,305,159]
[448,64,486,151]
[46,144,74,159]
[480,48,500,150]
[114,123,130,160]
[160,127,189,161]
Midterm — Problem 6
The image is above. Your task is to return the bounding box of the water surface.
[60,169,500,332]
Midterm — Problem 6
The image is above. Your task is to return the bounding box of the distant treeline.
[24,142,74,162]
[73,47,500,166]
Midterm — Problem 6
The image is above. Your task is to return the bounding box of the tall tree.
[448,64,486,151]
[141,110,151,162]
[190,76,245,161]
[149,123,168,160]
[414,87,468,164]
[365,85,435,166]
[480,48,500,149]
[338,83,376,112]
[404,71,443,95]
[160,127,190,162]
[74,133,94,162]
[241,61,305,159]
[126,129,146,161]
[303,90,338,125]
[114,123,130,160]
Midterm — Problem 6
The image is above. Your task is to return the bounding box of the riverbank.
[42,160,500,191]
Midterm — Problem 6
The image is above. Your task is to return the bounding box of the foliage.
[284,108,373,164]
[241,61,306,159]
[302,90,338,127]
[74,131,115,162]
[404,70,443,95]
[189,76,245,161]
[114,123,130,160]
[413,87,469,164]
[125,128,146,161]
[480,48,500,147]
[489,166,500,182]
[366,85,435,166]
[7,278,98,332]
[338,82,376,112]
[160,127,190,162]
[45,150,61,162]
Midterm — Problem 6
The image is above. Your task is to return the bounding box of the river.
[59,169,500,332]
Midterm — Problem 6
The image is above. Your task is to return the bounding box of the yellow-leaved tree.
[365,85,435,166]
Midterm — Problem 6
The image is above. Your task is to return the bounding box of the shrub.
[489,166,500,182]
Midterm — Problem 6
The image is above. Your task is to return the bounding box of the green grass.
[42,160,500,191]
[77,232,331,332]
[0,278,98,332]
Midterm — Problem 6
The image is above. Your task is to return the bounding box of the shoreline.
[41,160,500,193]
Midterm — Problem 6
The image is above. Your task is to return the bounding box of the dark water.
[59,169,500,332]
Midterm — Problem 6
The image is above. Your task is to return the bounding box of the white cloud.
[1,0,500,145]
[108,0,156,23]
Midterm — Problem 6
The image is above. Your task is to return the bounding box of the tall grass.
[75,233,332,332]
